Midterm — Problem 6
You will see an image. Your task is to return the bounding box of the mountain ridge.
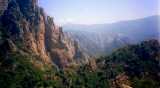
[0,0,159,88]
[63,15,159,28]
[63,15,159,56]
[0,0,87,68]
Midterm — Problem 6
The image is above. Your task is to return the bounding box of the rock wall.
[0,0,86,68]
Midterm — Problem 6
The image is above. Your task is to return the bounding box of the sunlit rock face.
[0,0,87,68]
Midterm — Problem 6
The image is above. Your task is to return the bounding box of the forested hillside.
[64,16,159,56]
[0,0,159,88]
[0,34,159,88]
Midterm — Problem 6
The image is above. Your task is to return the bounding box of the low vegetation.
[0,38,159,88]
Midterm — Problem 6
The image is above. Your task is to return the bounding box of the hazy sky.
[39,0,159,25]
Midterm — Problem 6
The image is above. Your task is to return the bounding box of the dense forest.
[0,0,159,88]
[0,37,159,88]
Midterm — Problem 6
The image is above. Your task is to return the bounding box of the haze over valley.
[0,0,159,88]
[63,16,159,56]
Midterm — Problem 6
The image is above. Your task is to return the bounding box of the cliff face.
[63,16,159,56]
[0,0,86,68]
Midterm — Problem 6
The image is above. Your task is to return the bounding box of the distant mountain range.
[0,0,159,88]
[63,16,159,56]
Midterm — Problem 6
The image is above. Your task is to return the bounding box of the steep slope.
[0,0,86,68]
[96,39,160,88]
[0,1,159,88]
[63,16,159,56]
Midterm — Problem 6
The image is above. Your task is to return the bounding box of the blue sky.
[39,0,159,25]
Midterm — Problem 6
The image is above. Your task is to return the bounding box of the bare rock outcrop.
[0,0,87,68]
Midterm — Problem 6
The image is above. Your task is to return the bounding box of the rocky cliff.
[63,16,159,56]
[0,0,86,68]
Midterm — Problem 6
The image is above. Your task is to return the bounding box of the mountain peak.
[0,0,87,68]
